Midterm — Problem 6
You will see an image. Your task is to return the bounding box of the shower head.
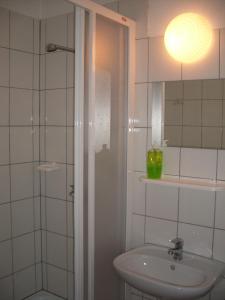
[46,43,75,53]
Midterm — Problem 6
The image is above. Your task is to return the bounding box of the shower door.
[74,4,135,300]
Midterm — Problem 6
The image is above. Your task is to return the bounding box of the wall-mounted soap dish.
[37,162,60,172]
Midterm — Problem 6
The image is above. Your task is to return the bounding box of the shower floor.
[25,291,63,300]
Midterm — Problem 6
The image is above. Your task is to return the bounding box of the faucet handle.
[169,237,184,248]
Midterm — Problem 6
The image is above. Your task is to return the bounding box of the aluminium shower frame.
[65,1,136,299]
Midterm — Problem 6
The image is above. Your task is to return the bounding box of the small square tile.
[183,80,202,99]
[149,36,181,82]
[46,52,67,89]
[0,87,9,126]
[46,165,67,200]
[202,79,223,99]
[145,217,177,247]
[180,148,217,179]
[202,127,222,149]
[10,50,33,89]
[179,189,215,227]
[13,233,35,272]
[182,126,201,148]
[10,127,33,163]
[183,100,201,126]
[45,89,67,126]
[0,48,9,86]
[165,81,183,100]
[47,265,67,298]
[0,127,9,164]
[0,166,10,204]
[136,39,148,82]
[134,84,148,127]
[0,240,12,278]
[163,147,180,176]
[165,99,182,126]
[46,14,67,47]
[213,229,225,262]
[146,184,178,221]
[11,163,33,201]
[10,12,33,52]
[164,126,182,147]
[131,214,145,248]
[215,191,225,229]
[178,223,213,257]
[45,127,66,163]
[202,100,222,126]
[0,204,11,241]
[46,198,67,235]
[14,266,35,300]
[12,198,34,237]
[10,88,33,126]
[0,7,9,48]
[0,276,13,300]
[47,232,67,269]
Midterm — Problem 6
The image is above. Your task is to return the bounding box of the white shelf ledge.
[140,175,225,191]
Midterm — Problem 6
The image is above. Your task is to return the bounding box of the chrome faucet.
[168,237,184,261]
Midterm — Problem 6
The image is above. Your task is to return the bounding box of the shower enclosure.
[0,0,135,299]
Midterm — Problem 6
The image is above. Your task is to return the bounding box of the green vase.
[147,149,163,179]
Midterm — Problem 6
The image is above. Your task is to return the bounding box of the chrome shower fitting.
[46,43,75,53]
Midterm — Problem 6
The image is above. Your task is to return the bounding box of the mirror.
[164,79,225,149]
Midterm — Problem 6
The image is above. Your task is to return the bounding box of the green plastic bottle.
[147,148,163,179]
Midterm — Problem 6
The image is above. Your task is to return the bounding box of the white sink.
[113,245,225,299]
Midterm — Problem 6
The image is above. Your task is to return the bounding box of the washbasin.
[113,245,225,299]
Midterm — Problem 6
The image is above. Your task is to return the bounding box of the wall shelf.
[140,175,225,191]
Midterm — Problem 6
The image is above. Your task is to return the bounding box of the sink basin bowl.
[113,245,225,299]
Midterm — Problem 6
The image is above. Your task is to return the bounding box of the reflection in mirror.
[164,79,225,149]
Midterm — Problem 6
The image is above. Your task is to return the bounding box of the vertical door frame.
[74,6,85,300]
[73,1,136,299]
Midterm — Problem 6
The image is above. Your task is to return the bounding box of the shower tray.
[25,291,63,300]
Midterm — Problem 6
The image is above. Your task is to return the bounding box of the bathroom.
[0,0,225,299]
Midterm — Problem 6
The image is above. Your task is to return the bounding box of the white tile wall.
[136,39,148,83]
[0,48,9,86]
[46,232,67,269]
[135,84,148,127]
[0,7,9,47]
[149,36,181,82]
[182,30,220,80]
[47,265,67,298]
[178,223,213,257]
[0,240,12,278]
[0,87,9,125]
[220,28,225,78]
[46,198,67,235]
[146,184,178,221]
[10,12,34,52]
[179,189,215,227]
[14,266,36,300]
[10,50,33,89]
[0,276,13,300]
